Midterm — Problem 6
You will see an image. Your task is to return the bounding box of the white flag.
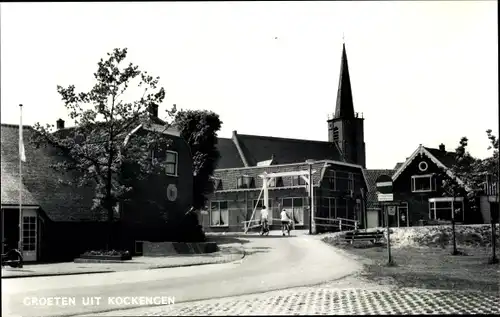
[19,111,26,162]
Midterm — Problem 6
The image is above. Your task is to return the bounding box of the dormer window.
[213,178,223,191]
[237,176,255,189]
[268,177,284,188]
[291,176,306,186]
[411,174,436,193]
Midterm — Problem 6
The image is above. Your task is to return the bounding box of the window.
[325,170,336,190]
[166,151,178,176]
[282,197,305,225]
[411,174,436,192]
[291,176,306,186]
[418,161,428,172]
[348,173,354,191]
[237,176,255,189]
[253,199,273,210]
[212,179,223,191]
[210,201,229,227]
[428,198,464,222]
[333,127,339,143]
[268,177,283,188]
[336,198,348,219]
[22,216,37,251]
[321,197,337,219]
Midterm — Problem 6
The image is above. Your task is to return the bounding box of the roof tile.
[365,169,396,208]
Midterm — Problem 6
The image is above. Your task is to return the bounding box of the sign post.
[376,175,394,265]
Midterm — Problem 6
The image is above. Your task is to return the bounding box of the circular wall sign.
[418,161,428,172]
[167,184,178,202]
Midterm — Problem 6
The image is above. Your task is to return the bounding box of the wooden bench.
[344,230,385,245]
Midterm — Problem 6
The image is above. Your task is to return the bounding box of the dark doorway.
[491,202,499,223]
[3,209,20,251]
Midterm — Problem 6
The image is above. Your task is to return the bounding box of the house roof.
[215,137,245,169]
[215,132,344,169]
[1,169,38,206]
[365,169,396,209]
[424,147,456,168]
[393,162,403,170]
[1,124,105,222]
[391,144,469,190]
[213,160,368,193]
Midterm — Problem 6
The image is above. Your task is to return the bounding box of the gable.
[393,153,443,192]
[391,144,469,191]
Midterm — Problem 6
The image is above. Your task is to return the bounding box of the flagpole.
[19,104,23,253]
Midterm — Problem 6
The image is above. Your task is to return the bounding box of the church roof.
[334,43,355,119]
[215,132,344,169]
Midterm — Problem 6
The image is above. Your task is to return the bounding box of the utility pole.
[386,204,392,264]
[491,170,499,263]
[308,163,312,235]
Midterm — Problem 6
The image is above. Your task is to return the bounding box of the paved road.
[2,231,361,317]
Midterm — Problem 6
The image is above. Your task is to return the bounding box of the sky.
[1,1,498,169]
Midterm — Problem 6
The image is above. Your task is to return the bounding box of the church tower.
[327,42,366,168]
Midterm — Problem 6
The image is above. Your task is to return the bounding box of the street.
[2,231,362,317]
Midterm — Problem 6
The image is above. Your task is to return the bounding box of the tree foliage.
[174,110,222,210]
[440,130,499,209]
[31,48,176,223]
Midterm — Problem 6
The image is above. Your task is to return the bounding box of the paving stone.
[88,287,500,316]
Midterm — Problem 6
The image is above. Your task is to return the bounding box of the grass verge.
[323,235,500,292]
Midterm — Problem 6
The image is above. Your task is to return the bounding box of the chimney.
[439,143,445,151]
[56,119,65,130]
[232,130,238,137]
[271,154,275,161]
[148,104,159,118]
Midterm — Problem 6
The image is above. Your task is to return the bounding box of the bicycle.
[260,220,270,236]
[1,242,23,268]
[281,221,291,236]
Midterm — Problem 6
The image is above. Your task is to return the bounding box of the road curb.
[0,270,113,279]
[1,247,245,279]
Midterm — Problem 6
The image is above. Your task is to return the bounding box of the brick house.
[364,144,486,228]
[0,106,193,262]
[200,42,369,233]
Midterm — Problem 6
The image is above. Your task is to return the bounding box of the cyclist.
[280,208,291,236]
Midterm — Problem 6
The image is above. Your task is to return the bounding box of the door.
[398,204,409,227]
[22,209,37,262]
[367,210,379,228]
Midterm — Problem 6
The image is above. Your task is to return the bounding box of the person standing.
[260,205,269,231]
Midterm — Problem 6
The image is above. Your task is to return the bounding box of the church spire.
[334,42,355,118]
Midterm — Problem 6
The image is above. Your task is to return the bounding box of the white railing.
[314,216,359,231]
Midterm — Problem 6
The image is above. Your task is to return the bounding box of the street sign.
[377,193,394,202]
[387,206,396,216]
[376,174,393,202]
[373,201,406,208]
[375,175,393,193]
